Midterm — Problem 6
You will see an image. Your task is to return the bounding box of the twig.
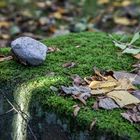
[0,108,14,117]
[0,92,37,140]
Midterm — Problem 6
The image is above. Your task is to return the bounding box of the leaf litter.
[0,55,13,62]
[61,67,140,124]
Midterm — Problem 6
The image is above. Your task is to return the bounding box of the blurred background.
[1,0,140,47]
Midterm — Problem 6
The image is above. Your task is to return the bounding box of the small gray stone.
[11,37,47,66]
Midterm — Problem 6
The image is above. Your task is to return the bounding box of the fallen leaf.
[92,101,99,110]
[71,74,85,86]
[121,106,140,123]
[0,34,10,39]
[129,32,140,45]
[98,0,109,5]
[53,12,62,19]
[121,112,133,123]
[48,47,60,53]
[61,86,91,95]
[91,89,104,95]
[73,105,80,117]
[0,21,11,28]
[98,97,119,110]
[93,67,107,80]
[107,91,140,107]
[115,78,136,90]
[113,41,127,50]
[72,95,87,105]
[134,53,140,59]
[89,119,96,130]
[0,56,13,62]
[122,48,140,55]
[89,80,117,89]
[121,0,131,7]
[91,87,114,95]
[62,62,76,68]
[132,90,140,100]
[114,17,137,26]
[113,71,140,85]
[113,0,131,7]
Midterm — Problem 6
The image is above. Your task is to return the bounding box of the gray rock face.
[11,37,47,66]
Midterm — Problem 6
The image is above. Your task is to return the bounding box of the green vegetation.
[0,32,139,139]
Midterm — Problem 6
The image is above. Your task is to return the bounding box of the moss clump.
[0,32,139,139]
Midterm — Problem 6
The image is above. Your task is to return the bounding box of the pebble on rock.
[11,37,47,66]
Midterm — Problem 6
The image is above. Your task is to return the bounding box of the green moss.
[0,32,139,139]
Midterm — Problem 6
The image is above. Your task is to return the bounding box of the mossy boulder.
[0,32,139,140]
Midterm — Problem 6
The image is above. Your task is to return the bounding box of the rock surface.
[11,37,47,66]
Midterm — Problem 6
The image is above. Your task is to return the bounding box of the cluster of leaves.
[61,67,140,124]
[0,0,81,47]
[112,32,140,55]
[1,0,140,47]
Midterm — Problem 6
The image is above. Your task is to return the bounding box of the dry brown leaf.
[114,17,137,26]
[92,101,99,110]
[113,71,140,85]
[132,90,140,100]
[93,67,107,80]
[121,106,140,123]
[0,56,13,62]
[48,47,60,53]
[72,95,86,105]
[73,105,80,117]
[98,97,119,110]
[71,75,85,86]
[107,91,140,107]
[134,53,140,59]
[121,112,133,123]
[89,119,96,130]
[62,62,76,68]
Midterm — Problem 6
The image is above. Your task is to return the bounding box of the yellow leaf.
[89,81,101,89]
[0,21,11,28]
[89,80,118,89]
[107,91,140,107]
[114,17,137,26]
[53,12,62,19]
[113,0,131,7]
[121,0,131,7]
[100,81,118,88]
[91,87,113,95]
[115,78,136,90]
[98,0,109,5]
[91,89,103,95]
